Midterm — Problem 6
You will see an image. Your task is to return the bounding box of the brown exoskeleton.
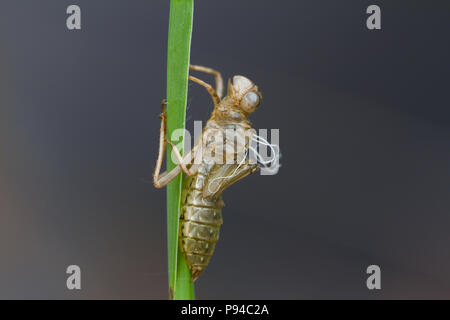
[153,65,262,281]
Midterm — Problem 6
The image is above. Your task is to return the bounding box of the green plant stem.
[166,0,195,300]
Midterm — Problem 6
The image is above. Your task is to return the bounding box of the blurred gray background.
[0,0,449,299]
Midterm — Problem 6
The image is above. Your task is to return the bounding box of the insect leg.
[166,140,198,177]
[153,100,177,188]
[154,166,182,188]
[189,65,224,99]
[189,75,221,107]
[153,101,199,188]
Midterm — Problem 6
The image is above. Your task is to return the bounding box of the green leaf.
[166,0,195,300]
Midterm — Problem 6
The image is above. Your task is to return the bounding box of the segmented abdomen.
[179,168,224,281]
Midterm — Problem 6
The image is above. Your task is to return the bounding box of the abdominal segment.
[179,199,223,281]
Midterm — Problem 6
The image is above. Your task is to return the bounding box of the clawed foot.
[160,99,167,120]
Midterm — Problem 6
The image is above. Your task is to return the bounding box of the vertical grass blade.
[166,0,195,300]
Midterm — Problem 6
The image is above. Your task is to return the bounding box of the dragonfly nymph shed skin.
[153,64,262,281]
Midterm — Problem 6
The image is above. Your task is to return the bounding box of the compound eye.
[240,92,260,112]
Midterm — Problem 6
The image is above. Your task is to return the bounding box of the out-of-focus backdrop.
[0,0,449,299]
